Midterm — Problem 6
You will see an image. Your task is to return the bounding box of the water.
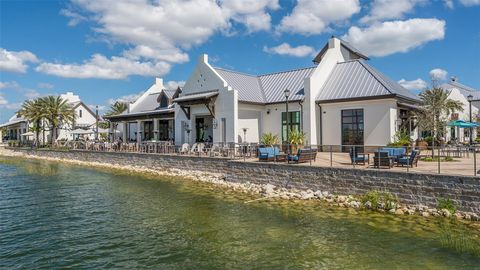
[0,158,479,269]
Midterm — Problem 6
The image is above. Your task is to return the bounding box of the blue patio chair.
[349,148,369,165]
[258,147,285,161]
[380,147,406,161]
[397,150,421,167]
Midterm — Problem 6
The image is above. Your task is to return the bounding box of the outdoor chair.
[258,147,286,162]
[373,151,394,168]
[209,144,221,157]
[179,143,190,154]
[380,147,406,162]
[287,148,317,164]
[397,150,421,167]
[349,148,369,165]
[195,143,205,155]
[189,143,198,155]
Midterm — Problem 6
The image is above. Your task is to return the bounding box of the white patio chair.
[179,143,190,154]
[196,143,205,155]
[189,143,198,155]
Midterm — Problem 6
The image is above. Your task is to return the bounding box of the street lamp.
[468,94,473,145]
[95,105,99,141]
[284,88,290,152]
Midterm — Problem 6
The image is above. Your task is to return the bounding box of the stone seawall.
[13,149,480,214]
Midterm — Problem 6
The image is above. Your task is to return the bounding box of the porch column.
[109,123,115,142]
[0,129,3,143]
[122,122,128,142]
[137,120,142,143]
[153,118,159,141]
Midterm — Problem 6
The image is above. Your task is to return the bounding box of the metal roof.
[213,66,316,104]
[0,119,26,128]
[214,68,264,103]
[163,89,177,99]
[317,60,420,103]
[440,81,480,100]
[173,90,219,103]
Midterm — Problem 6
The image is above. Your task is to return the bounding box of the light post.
[468,94,473,145]
[95,105,99,141]
[242,128,248,143]
[284,88,290,154]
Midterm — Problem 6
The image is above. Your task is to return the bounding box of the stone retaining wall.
[14,149,480,214]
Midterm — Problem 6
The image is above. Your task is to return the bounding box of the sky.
[1,0,479,123]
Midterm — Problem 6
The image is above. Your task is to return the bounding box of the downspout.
[298,100,304,132]
[317,103,322,146]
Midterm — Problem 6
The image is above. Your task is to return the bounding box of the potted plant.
[260,132,279,147]
[287,129,305,154]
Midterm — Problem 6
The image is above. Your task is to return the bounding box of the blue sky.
[1,0,479,122]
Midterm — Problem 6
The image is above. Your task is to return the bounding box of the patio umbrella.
[446,120,479,128]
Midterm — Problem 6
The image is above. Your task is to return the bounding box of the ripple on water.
[0,158,479,269]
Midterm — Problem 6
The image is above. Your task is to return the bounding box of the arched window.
[160,95,168,108]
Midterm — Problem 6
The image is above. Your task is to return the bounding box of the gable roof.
[440,81,480,100]
[316,60,420,103]
[313,37,369,64]
[213,66,316,104]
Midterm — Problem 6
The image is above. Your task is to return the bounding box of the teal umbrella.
[447,120,479,128]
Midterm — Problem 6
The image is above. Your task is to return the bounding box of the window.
[281,111,301,142]
[79,110,82,118]
[341,109,364,151]
[160,95,169,108]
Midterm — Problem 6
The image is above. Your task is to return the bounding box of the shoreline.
[1,148,479,225]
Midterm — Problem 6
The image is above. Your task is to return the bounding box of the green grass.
[439,222,480,257]
[437,198,457,214]
[421,156,457,162]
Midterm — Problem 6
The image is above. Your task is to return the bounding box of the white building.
[173,37,421,150]
[0,92,97,144]
[440,79,479,143]
[104,78,179,142]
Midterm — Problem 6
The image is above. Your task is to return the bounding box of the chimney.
[155,77,163,85]
[199,54,208,63]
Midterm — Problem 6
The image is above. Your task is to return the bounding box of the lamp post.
[95,105,99,141]
[284,88,290,153]
[468,94,473,145]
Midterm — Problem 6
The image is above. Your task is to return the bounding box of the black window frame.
[341,109,364,152]
[281,111,301,142]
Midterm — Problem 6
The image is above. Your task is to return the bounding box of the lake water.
[0,158,479,269]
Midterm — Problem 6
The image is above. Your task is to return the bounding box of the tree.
[104,102,128,141]
[105,101,128,116]
[40,96,76,145]
[417,86,464,143]
[17,98,45,147]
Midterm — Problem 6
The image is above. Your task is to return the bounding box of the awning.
[21,132,34,137]
[397,102,423,111]
[173,91,218,104]
[447,120,479,128]
[104,107,175,122]
[173,91,218,119]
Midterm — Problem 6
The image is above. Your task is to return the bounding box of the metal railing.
[8,141,480,177]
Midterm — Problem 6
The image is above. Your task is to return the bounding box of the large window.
[341,109,364,150]
[282,111,301,142]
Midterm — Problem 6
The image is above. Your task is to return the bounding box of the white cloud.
[0,94,8,105]
[398,78,428,90]
[0,81,20,89]
[107,91,144,105]
[459,0,480,6]
[165,80,185,90]
[277,0,360,35]
[24,89,41,99]
[429,68,448,81]
[343,18,445,57]
[5,103,22,110]
[360,0,426,24]
[88,104,107,111]
[60,9,87,26]
[37,82,54,89]
[0,48,39,73]
[263,43,316,57]
[36,54,170,79]
[221,0,280,32]
[444,0,454,9]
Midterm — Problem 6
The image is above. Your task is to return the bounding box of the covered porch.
[105,108,175,143]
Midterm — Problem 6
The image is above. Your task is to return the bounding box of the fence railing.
[7,141,480,177]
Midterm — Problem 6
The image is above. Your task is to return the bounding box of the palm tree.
[40,96,76,145]
[17,98,45,147]
[104,102,128,141]
[418,87,464,147]
[105,101,128,116]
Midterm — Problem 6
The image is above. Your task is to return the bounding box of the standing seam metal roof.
[316,60,420,102]
[214,66,316,104]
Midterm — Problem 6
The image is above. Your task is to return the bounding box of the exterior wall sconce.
[212,118,218,129]
[267,109,271,114]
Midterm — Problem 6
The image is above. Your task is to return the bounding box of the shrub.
[361,190,398,210]
[437,198,456,214]
[260,132,279,146]
[388,130,411,147]
[287,129,305,146]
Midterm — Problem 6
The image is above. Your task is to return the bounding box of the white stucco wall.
[175,54,238,145]
[320,99,398,146]
[238,103,264,143]
[443,88,479,142]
